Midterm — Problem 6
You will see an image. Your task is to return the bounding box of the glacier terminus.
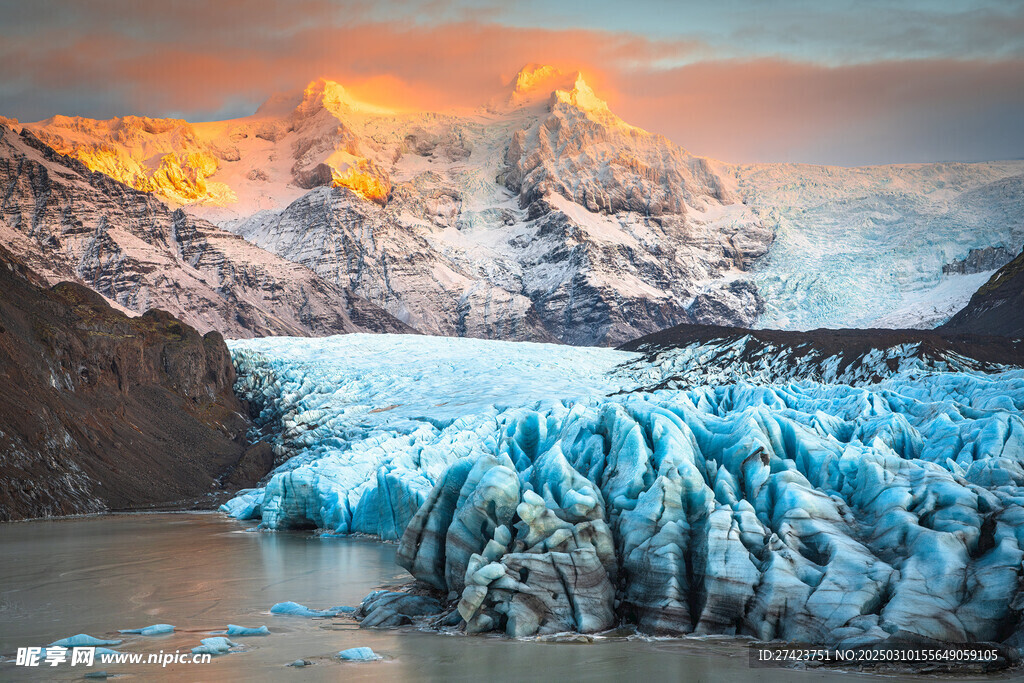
[223,333,1024,649]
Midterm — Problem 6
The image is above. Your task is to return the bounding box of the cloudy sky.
[2,0,1022,165]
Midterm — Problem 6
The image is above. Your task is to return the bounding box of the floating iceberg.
[270,601,352,617]
[225,334,1024,647]
[223,624,270,636]
[337,647,381,661]
[191,637,239,656]
[49,634,122,647]
[119,624,174,636]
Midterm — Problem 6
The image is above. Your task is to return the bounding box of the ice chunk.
[119,624,174,636]
[191,637,239,656]
[49,634,122,647]
[224,624,270,636]
[286,659,310,667]
[220,489,264,519]
[270,601,352,617]
[337,647,381,661]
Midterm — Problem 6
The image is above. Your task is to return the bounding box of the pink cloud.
[3,14,1022,164]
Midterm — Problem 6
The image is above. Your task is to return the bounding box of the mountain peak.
[504,64,618,123]
[511,64,568,93]
[506,64,580,107]
[291,78,397,118]
[552,73,610,115]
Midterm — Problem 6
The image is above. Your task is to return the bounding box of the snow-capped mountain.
[10,69,773,344]
[220,70,774,344]
[12,65,1024,342]
[0,125,410,338]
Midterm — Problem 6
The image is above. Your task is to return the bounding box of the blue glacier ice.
[224,334,636,538]
[223,624,270,636]
[270,601,352,617]
[49,634,122,647]
[220,488,264,519]
[337,647,381,661]
[119,624,174,636]
[191,637,239,656]
[224,334,1024,647]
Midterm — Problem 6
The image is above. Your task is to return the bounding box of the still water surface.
[0,514,1007,682]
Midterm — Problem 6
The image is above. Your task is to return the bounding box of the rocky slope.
[941,245,1024,337]
[14,66,1024,342]
[0,245,273,521]
[0,124,410,339]
[617,323,1024,389]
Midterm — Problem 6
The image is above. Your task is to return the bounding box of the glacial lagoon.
[0,512,1011,682]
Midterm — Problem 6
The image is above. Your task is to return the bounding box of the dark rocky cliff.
[0,245,272,521]
[941,246,1024,337]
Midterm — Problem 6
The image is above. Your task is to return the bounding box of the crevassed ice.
[223,334,1024,644]
[223,334,639,525]
[229,333,638,436]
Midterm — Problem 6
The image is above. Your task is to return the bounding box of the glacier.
[738,162,1024,331]
[224,333,1024,648]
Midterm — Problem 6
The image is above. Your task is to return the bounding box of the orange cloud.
[3,14,1023,164]
[614,58,1024,163]
[1,19,691,113]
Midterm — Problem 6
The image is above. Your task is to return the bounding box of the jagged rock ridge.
[0,124,411,338]
[14,66,1024,341]
[943,246,1016,275]
[616,323,1024,389]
